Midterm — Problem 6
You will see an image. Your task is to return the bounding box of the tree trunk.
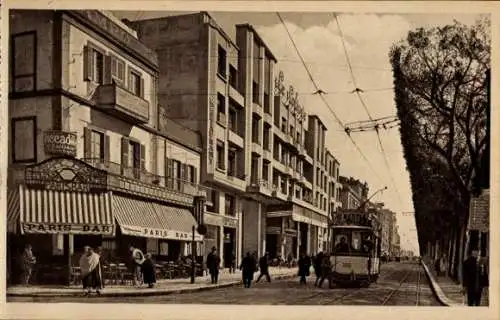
[457,224,467,284]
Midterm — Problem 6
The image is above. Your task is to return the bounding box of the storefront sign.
[44,131,77,157]
[222,216,238,228]
[120,226,203,241]
[21,223,114,235]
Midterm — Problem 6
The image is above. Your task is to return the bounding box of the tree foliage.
[390,18,490,247]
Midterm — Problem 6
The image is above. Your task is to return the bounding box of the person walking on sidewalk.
[240,252,257,288]
[229,251,236,274]
[318,253,332,289]
[313,252,324,286]
[297,250,311,285]
[462,249,489,306]
[141,253,157,288]
[129,246,145,287]
[256,252,271,283]
[79,246,103,296]
[20,244,36,286]
[206,246,221,284]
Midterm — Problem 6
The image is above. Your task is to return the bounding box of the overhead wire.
[276,12,384,185]
[332,12,403,207]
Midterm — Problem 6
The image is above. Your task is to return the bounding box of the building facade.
[339,176,369,210]
[7,10,206,285]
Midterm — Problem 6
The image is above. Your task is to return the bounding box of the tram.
[328,210,381,287]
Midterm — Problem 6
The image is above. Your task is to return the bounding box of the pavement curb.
[420,259,460,307]
[7,274,296,298]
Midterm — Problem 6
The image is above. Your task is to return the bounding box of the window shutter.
[103,55,112,84]
[140,78,145,98]
[180,163,186,192]
[140,144,146,171]
[83,46,93,81]
[168,159,174,188]
[84,127,92,159]
[121,137,129,168]
[193,166,198,184]
[104,134,110,162]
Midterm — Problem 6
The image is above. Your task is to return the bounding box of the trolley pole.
[190,225,196,284]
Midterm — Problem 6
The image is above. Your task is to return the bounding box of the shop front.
[203,212,240,268]
[7,157,114,285]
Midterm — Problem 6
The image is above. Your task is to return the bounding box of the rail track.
[381,262,422,306]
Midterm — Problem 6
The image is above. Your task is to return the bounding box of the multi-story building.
[6,10,206,285]
[326,150,341,218]
[339,176,369,210]
[376,207,395,257]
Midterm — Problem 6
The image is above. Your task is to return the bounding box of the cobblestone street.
[8,262,440,306]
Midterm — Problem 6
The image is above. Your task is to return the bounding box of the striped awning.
[112,195,203,242]
[7,186,21,233]
[151,203,203,241]
[19,185,114,235]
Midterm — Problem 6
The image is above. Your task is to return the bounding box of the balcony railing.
[95,83,149,124]
[82,158,208,197]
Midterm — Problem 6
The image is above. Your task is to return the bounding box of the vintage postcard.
[0,1,497,320]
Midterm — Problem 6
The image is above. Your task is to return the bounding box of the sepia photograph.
[0,1,496,319]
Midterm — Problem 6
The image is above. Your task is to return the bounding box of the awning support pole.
[191,225,196,284]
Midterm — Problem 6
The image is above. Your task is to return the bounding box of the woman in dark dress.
[297,251,311,285]
[141,253,156,288]
[79,246,103,296]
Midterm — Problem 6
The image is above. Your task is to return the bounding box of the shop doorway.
[266,234,278,258]
[223,227,236,268]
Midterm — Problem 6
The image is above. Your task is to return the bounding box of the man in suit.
[462,248,489,306]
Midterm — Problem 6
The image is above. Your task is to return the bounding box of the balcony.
[251,142,262,154]
[271,185,288,202]
[247,179,273,198]
[229,86,244,107]
[95,83,149,124]
[273,160,287,174]
[274,129,287,144]
[228,129,244,149]
[263,148,272,161]
[264,112,273,124]
[253,102,263,115]
[212,168,246,192]
[217,113,227,127]
[81,158,207,206]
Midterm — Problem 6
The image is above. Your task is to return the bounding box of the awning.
[112,195,203,241]
[7,186,20,233]
[151,203,203,241]
[19,185,114,235]
[267,208,327,228]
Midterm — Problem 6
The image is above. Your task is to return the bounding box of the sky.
[114,10,484,254]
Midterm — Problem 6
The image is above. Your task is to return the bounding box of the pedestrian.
[462,249,489,306]
[240,252,257,288]
[141,253,157,288]
[229,251,236,274]
[439,255,447,277]
[318,253,332,288]
[20,244,36,286]
[129,245,145,287]
[256,252,271,283]
[95,246,105,288]
[79,246,103,296]
[206,246,221,284]
[313,251,324,286]
[297,250,311,285]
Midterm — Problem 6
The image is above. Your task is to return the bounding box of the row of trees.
[390,17,490,281]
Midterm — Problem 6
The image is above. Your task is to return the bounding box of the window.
[228,107,237,133]
[11,117,36,163]
[90,130,105,160]
[229,65,238,89]
[187,165,195,183]
[296,132,301,144]
[218,45,227,78]
[281,117,287,133]
[290,126,294,138]
[295,188,301,199]
[216,141,225,170]
[264,56,271,112]
[225,195,235,216]
[84,45,105,84]
[252,115,260,144]
[110,56,125,83]
[263,125,270,150]
[228,149,236,176]
[128,70,142,96]
[11,31,36,92]
[217,93,226,123]
[252,81,259,104]
[207,190,219,213]
[251,156,259,183]
[263,162,269,182]
[280,176,287,194]
[121,137,145,179]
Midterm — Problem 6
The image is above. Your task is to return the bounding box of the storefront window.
[159,241,169,256]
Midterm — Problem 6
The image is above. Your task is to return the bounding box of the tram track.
[381,262,422,306]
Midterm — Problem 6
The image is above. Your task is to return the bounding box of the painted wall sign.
[43,131,77,157]
[21,223,114,235]
[222,216,238,228]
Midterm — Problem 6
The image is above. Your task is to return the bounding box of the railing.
[249,179,269,189]
[81,158,208,197]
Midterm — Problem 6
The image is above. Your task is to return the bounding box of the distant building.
[339,176,369,210]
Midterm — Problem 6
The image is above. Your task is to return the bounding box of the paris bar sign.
[44,131,78,157]
[21,223,114,235]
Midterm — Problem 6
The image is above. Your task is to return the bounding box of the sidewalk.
[7,267,297,298]
[421,258,489,307]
